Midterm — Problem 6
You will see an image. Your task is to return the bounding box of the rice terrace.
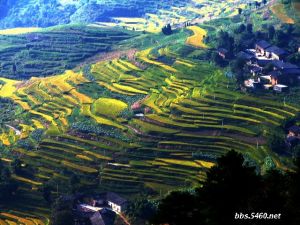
[1,0,300,225]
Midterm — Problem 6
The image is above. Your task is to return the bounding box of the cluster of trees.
[0,160,18,203]
[126,151,300,225]
[0,98,16,126]
[50,196,75,225]
[162,24,173,35]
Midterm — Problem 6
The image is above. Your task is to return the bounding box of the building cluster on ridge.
[239,40,300,92]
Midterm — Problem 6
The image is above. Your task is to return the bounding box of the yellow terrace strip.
[157,158,202,168]
[0,213,36,225]
[195,160,215,168]
[32,119,44,129]
[186,26,208,48]
[11,174,42,186]
[29,110,54,122]
[138,48,178,72]
[1,158,12,162]
[175,59,195,68]
[13,99,31,110]
[0,27,40,35]
[0,133,11,146]
[70,89,93,104]
[0,78,18,97]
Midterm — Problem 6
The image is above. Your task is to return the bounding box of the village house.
[288,125,300,137]
[218,48,229,59]
[255,40,272,55]
[237,51,255,63]
[243,40,300,92]
[270,61,300,85]
[106,192,128,214]
[286,125,300,149]
[75,208,115,225]
[78,192,128,213]
[75,192,128,225]
[265,46,288,61]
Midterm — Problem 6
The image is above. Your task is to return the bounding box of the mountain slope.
[0,0,185,28]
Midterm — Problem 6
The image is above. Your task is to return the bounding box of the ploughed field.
[0,24,299,222]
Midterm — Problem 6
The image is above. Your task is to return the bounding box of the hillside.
[0,25,135,79]
[0,0,252,30]
[0,0,300,224]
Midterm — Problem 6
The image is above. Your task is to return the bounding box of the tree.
[11,158,22,175]
[162,24,172,35]
[213,52,227,67]
[42,183,53,204]
[275,30,288,47]
[126,199,158,224]
[51,197,74,225]
[235,24,246,33]
[268,25,275,40]
[0,162,18,202]
[198,151,261,224]
[69,173,80,194]
[267,131,287,154]
[246,23,253,33]
[151,191,200,225]
[151,152,300,225]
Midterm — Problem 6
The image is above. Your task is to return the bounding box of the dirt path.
[75,48,138,70]
[185,130,267,145]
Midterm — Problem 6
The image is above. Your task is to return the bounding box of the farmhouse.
[106,192,128,214]
[218,48,229,59]
[255,40,272,55]
[237,51,255,62]
[77,192,127,214]
[272,61,299,70]
[75,208,116,225]
[265,46,288,60]
[286,125,300,148]
[75,192,127,225]
[243,40,300,91]
[288,125,300,137]
[269,61,300,85]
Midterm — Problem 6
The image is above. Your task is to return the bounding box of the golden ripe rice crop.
[186,26,208,48]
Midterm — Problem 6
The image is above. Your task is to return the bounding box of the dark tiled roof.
[237,51,254,60]
[272,60,299,70]
[266,46,287,56]
[256,40,272,49]
[269,70,281,77]
[250,67,262,72]
[256,59,271,67]
[106,192,127,205]
[218,48,228,54]
[90,212,105,225]
[288,125,300,134]
[90,210,116,225]
[282,68,300,75]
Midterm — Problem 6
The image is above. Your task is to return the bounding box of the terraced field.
[0,25,135,79]
[0,21,298,221]
[90,0,253,32]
